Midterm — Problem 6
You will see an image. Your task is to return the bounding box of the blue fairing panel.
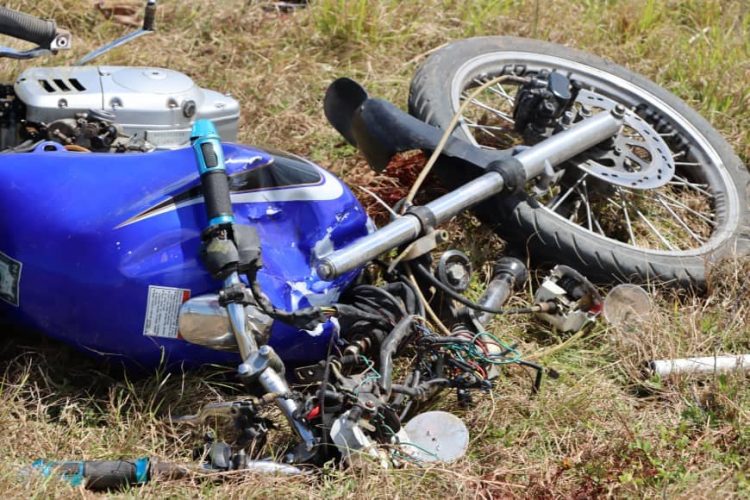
[0,142,369,370]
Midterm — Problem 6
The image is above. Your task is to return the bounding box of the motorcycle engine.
[9,66,239,152]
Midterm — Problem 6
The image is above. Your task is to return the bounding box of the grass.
[0,0,749,497]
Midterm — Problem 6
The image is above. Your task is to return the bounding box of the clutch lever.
[76,0,157,65]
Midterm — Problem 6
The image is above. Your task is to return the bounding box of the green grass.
[0,0,749,497]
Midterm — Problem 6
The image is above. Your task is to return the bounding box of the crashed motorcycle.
[1,2,748,487]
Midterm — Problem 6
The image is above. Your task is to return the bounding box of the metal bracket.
[238,345,285,381]
[171,400,259,425]
[50,29,72,50]
[387,229,448,273]
[531,158,562,195]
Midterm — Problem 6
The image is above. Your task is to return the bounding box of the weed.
[0,0,748,497]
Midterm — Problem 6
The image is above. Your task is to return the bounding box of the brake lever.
[0,46,49,59]
[170,401,260,425]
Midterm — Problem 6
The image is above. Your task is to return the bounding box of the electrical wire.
[412,261,537,316]
[316,327,338,456]
[381,423,440,461]
[405,265,451,335]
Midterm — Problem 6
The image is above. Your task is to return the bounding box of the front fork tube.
[224,273,258,360]
[224,275,318,455]
[192,120,317,458]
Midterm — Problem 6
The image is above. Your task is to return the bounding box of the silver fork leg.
[224,273,318,455]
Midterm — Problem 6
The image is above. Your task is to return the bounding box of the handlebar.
[31,457,150,490]
[0,6,58,47]
[316,107,626,280]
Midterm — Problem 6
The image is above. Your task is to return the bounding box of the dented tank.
[0,142,370,368]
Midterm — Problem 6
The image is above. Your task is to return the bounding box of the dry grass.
[0,0,749,497]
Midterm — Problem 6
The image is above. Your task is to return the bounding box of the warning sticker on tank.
[0,251,22,307]
[143,286,191,339]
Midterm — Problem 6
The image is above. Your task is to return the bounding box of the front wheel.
[409,37,749,287]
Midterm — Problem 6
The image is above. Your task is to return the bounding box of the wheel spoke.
[579,180,594,232]
[618,190,637,245]
[657,197,705,244]
[460,93,515,122]
[463,122,508,132]
[569,198,582,223]
[656,192,716,226]
[461,117,503,140]
[548,173,589,212]
[671,174,711,196]
[472,78,515,105]
[634,208,678,250]
[493,82,516,103]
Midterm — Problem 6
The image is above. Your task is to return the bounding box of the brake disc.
[574,89,675,190]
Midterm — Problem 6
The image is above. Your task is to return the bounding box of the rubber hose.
[378,316,413,396]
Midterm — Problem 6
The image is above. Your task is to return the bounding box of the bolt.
[238,363,251,376]
[612,104,626,118]
[259,345,271,356]
[447,264,467,283]
[317,261,334,280]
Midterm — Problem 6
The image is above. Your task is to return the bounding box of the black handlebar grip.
[202,170,234,222]
[0,6,57,47]
[83,460,145,491]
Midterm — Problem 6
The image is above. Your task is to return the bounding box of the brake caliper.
[512,70,580,143]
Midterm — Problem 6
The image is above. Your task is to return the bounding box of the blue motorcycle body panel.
[0,142,369,369]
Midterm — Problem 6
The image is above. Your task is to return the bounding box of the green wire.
[382,423,440,461]
[352,355,381,396]
[397,441,441,460]
[471,331,522,365]
[438,331,523,368]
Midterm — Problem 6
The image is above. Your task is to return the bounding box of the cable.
[381,423,440,461]
[412,262,537,316]
[316,328,338,456]
[405,265,452,335]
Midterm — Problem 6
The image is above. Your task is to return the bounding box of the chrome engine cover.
[14,66,239,149]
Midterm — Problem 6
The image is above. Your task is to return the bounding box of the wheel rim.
[449,51,740,257]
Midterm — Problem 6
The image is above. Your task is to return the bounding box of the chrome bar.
[316,215,423,280]
[225,272,317,451]
[515,107,625,179]
[224,273,257,360]
[317,108,623,280]
[258,369,318,451]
